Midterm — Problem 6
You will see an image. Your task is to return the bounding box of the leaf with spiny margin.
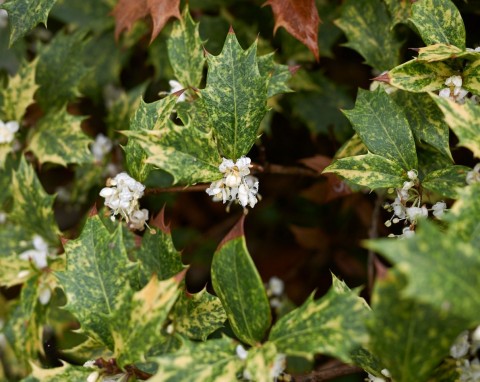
[463,59,480,95]
[431,94,480,158]
[211,216,271,346]
[56,216,131,349]
[22,362,93,382]
[258,53,293,98]
[201,31,268,159]
[0,59,38,121]
[0,222,30,257]
[125,96,177,182]
[36,30,90,109]
[269,275,370,363]
[323,153,406,189]
[10,157,59,244]
[109,273,183,367]
[0,255,34,287]
[244,342,278,382]
[366,270,468,382]
[366,220,480,327]
[384,0,411,27]
[150,337,243,382]
[391,91,452,160]
[416,43,464,62]
[334,0,402,71]
[28,108,93,167]
[106,83,146,134]
[172,288,227,341]
[61,336,112,362]
[409,0,465,49]
[334,134,367,159]
[343,88,417,170]
[422,165,469,199]
[384,59,455,92]
[167,7,205,88]
[0,0,57,46]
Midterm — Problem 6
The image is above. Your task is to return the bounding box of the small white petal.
[87,371,100,382]
[38,286,52,305]
[236,344,248,360]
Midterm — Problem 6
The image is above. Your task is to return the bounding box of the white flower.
[270,297,283,309]
[467,164,480,185]
[0,211,6,224]
[0,8,7,29]
[472,326,480,343]
[236,344,248,360]
[38,283,52,305]
[401,226,415,238]
[440,75,470,104]
[19,235,50,269]
[439,88,451,98]
[169,80,186,102]
[366,373,386,382]
[270,353,286,380]
[451,330,470,359]
[459,358,480,382]
[86,371,100,382]
[0,120,19,144]
[103,374,129,382]
[432,201,447,218]
[83,360,97,368]
[381,369,391,378]
[91,134,113,162]
[407,170,418,181]
[128,208,149,231]
[406,206,428,223]
[268,277,284,296]
[445,75,462,88]
[466,47,480,53]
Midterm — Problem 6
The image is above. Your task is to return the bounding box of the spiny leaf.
[23,362,93,382]
[463,59,480,95]
[422,165,469,199]
[244,342,279,382]
[263,0,320,61]
[0,254,33,288]
[257,53,293,98]
[384,0,411,27]
[416,43,464,62]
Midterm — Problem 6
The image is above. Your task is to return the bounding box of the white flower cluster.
[237,345,287,381]
[366,369,391,382]
[0,120,19,145]
[439,75,479,104]
[467,164,480,185]
[450,327,480,381]
[267,276,285,310]
[383,170,447,238]
[206,157,260,210]
[99,172,149,231]
[91,133,113,162]
[19,235,50,269]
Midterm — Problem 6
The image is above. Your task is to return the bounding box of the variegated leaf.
[323,153,406,189]
[0,222,29,257]
[416,43,463,62]
[106,84,146,134]
[334,133,367,159]
[211,216,271,346]
[463,59,480,95]
[384,0,411,27]
[343,88,417,170]
[409,0,465,49]
[23,362,93,382]
[61,336,112,361]
[257,53,293,98]
[422,165,469,199]
[201,30,269,159]
[0,254,34,287]
[244,342,278,382]
[269,275,370,363]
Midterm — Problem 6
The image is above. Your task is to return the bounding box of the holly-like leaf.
[211,216,271,346]
[10,157,59,244]
[244,342,278,382]
[0,59,38,121]
[409,0,465,49]
[431,94,480,158]
[0,254,33,288]
[263,0,320,61]
[201,30,268,159]
[334,134,368,159]
[112,0,181,42]
[335,0,402,71]
[422,165,469,199]
[463,59,480,95]
[323,153,406,190]
[22,362,93,382]
[384,0,411,27]
[343,88,417,171]
[28,108,93,167]
[0,0,58,46]
[269,275,369,363]
[416,43,464,62]
[258,53,293,98]
[150,337,243,382]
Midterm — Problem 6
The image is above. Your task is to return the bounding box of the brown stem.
[294,364,363,382]
[145,184,208,195]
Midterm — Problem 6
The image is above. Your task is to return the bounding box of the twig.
[145,184,208,195]
[294,364,363,382]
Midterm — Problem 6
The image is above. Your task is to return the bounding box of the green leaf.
[61,336,112,362]
[323,153,406,189]
[211,216,271,346]
[172,288,227,341]
[384,0,411,27]
[10,157,59,244]
[257,53,292,98]
[201,30,268,159]
[416,43,464,62]
[343,88,417,170]
[244,342,279,382]
[431,93,480,158]
[150,337,243,382]
[50,0,114,33]
[391,91,452,160]
[334,133,368,159]
[335,0,402,71]
[167,7,205,88]
[0,254,33,287]
[463,59,480,95]
[0,0,58,46]
[409,0,465,49]
[269,275,370,363]
[28,108,93,167]
[0,59,38,121]
[23,362,93,382]
[422,165,469,198]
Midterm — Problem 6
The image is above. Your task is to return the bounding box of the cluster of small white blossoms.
[267,276,285,310]
[236,345,287,381]
[467,164,480,185]
[0,120,19,145]
[91,133,113,162]
[99,172,149,231]
[450,327,480,381]
[383,170,447,238]
[438,75,479,105]
[366,369,391,382]
[206,157,260,210]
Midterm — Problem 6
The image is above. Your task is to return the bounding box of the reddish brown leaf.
[148,0,181,43]
[150,205,171,234]
[263,0,321,61]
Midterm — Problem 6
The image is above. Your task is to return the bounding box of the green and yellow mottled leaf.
[269,275,370,363]
[211,216,271,346]
[422,165,469,199]
[61,335,112,362]
[463,59,480,95]
[335,0,402,71]
[172,288,227,341]
[409,0,465,49]
[150,337,243,382]
[334,133,368,159]
[28,108,93,167]
[201,31,268,159]
[323,153,406,189]
[23,362,93,382]
[431,93,480,158]
[258,53,293,98]
[244,342,278,382]
[416,43,463,62]
[384,0,411,27]
[0,0,58,46]
[106,83,146,134]
[343,88,417,170]
[0,254,33,287]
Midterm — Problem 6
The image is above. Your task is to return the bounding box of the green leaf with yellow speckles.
[0,0,58,46]
[343,88,417,171]
[0,59,38,121]
[335,0,402,71]
[244,342,279,382]
[22,362,94,382]
[269,275,370,363]
[0,254,33,287]
[463,59,480,94]
[384,0,411,27]
[422,165,469,198]
[211,216,271,346]
[334,134,368,159]
[416,43,463,62]
[150,337,243,382]
[258,53,293,98]
[409,0,465,49]
[10,157,59,244]
[28,108,93,167]
[172,288,227,341]
[201,31,269,159]
[323,153,406,189]
[431,94,480,158]
[167,7,205,88]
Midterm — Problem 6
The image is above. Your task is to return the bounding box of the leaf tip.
[88,204,98,217]
[372,71,390,83]
[217,215,245,250]
[228,25,235,35]
[174,268,188,283]
[151,206,171,234]
[288,64,302,75]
